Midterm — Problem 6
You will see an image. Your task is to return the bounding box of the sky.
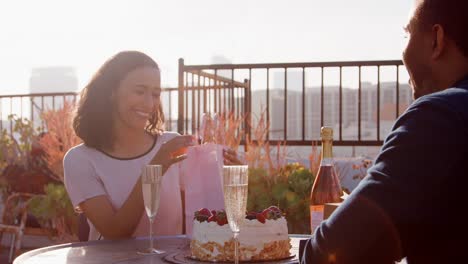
[0,0,411,95]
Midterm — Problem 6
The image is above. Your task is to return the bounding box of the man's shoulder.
[415,86,468,107]
[387,86,468,145]
[408,87,468,120]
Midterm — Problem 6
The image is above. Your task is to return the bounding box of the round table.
[14,235,307,264]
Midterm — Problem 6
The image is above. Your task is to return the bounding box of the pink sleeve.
[63,148,107,210]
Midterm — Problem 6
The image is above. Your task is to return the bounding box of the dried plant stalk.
[190,106,290,178]
[39,101,81,182]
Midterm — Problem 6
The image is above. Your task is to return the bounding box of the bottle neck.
[320,139,333,166]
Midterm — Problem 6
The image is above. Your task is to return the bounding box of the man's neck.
[435,54,468,89]
[450,71,468,88]
[441,71,468,89]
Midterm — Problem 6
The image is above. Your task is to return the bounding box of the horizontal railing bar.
[186,70,249,88]
[243,140,384,147]
[0,92,78,98]
[0,89,178,98]
[183,60,403,70]
[173,85,244,91]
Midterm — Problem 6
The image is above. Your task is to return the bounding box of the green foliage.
[1,114,77,241]
[247,163,314,234]
[0,115,42,172]
[0,128,14,169]
[28,183,72,220]
[0,115,53,196]
[28,183,77,236]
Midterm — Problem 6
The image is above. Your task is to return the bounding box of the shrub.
[28,183,77,242]
[247,163,314,234]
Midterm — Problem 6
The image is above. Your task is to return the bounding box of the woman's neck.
[107,125,155,158]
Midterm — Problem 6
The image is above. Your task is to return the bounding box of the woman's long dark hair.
[73,51,165,150]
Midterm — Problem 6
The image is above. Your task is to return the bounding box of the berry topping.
[198,208,211,217]
[196,206,282,224]
[267,206,281,213]
[261,208,275,219]
[246,211,257,220]
[256,213,266,223]
[194,208,212,222]
[263,206,282,220]
[207,214,217,223]
[216,210,228,226]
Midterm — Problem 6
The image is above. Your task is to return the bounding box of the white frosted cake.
[190,206,291,262]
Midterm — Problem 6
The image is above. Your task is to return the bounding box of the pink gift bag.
[181,143,225,235]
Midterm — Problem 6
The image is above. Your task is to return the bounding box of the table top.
[14,235,308,264]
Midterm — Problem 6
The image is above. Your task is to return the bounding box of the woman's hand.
[223,148,243,165]
[150,135,195,173]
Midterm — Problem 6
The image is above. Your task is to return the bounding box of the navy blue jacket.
[301,77,468,264]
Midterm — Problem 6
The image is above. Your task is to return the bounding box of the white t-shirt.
[63,131,183,240]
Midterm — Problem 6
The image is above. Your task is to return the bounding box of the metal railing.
[178,59,412,146]
[0,89,179,135]
[0,92,78,134]
[178,59,251,137]
[2,59,412,147]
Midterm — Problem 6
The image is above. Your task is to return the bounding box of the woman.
[64,51,240,240]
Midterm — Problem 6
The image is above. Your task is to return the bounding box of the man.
[301,0,468,263]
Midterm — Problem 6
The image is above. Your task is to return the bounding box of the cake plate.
[163,251,297,264]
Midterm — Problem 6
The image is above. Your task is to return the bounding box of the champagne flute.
[138,165,165,255]
[223,165,248,264]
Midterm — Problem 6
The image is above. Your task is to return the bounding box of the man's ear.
[431,24,446,59]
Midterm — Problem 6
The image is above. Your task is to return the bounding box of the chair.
[77,213,89,242]
[0,192,50,263]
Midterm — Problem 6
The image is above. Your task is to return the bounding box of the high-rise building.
[30,66,78,94]
[29,66,78,128]
[251,81,412,142]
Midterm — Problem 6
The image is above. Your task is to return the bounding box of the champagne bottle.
[309,127,343,234]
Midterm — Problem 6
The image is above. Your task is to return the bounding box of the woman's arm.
[78,135,195,239]
[79,176,144,239]
[150,135,195,172]
[64,148,137,240]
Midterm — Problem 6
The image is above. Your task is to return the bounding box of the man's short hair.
[416,0,468,57]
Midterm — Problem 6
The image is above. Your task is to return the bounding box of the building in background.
[29,66,78,128]
[249,72,412,157]
[30,67,78,94]
[264,82,412,140]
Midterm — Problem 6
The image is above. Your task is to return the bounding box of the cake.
[190,206,291,262]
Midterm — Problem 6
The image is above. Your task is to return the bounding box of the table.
[14,235,307,264]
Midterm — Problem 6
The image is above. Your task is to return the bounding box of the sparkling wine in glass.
[138,165,165,255]
[223,165,248,264]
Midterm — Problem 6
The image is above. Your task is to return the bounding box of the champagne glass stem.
[149,217,154,250]
[234,231,239,264]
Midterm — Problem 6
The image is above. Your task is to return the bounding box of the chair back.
[1,193,35,225]
[78,213,90,242]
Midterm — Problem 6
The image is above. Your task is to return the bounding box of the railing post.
[178,58,186,234]
[178,58,185,135]
[0,98,2,131]
[30,97,34,128]
[244,78,251,152]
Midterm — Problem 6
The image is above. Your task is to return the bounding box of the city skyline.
[1,77,411,158]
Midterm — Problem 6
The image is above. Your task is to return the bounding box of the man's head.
[403,0,468,99]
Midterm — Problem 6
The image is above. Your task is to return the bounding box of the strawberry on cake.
[190,206,291,262]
